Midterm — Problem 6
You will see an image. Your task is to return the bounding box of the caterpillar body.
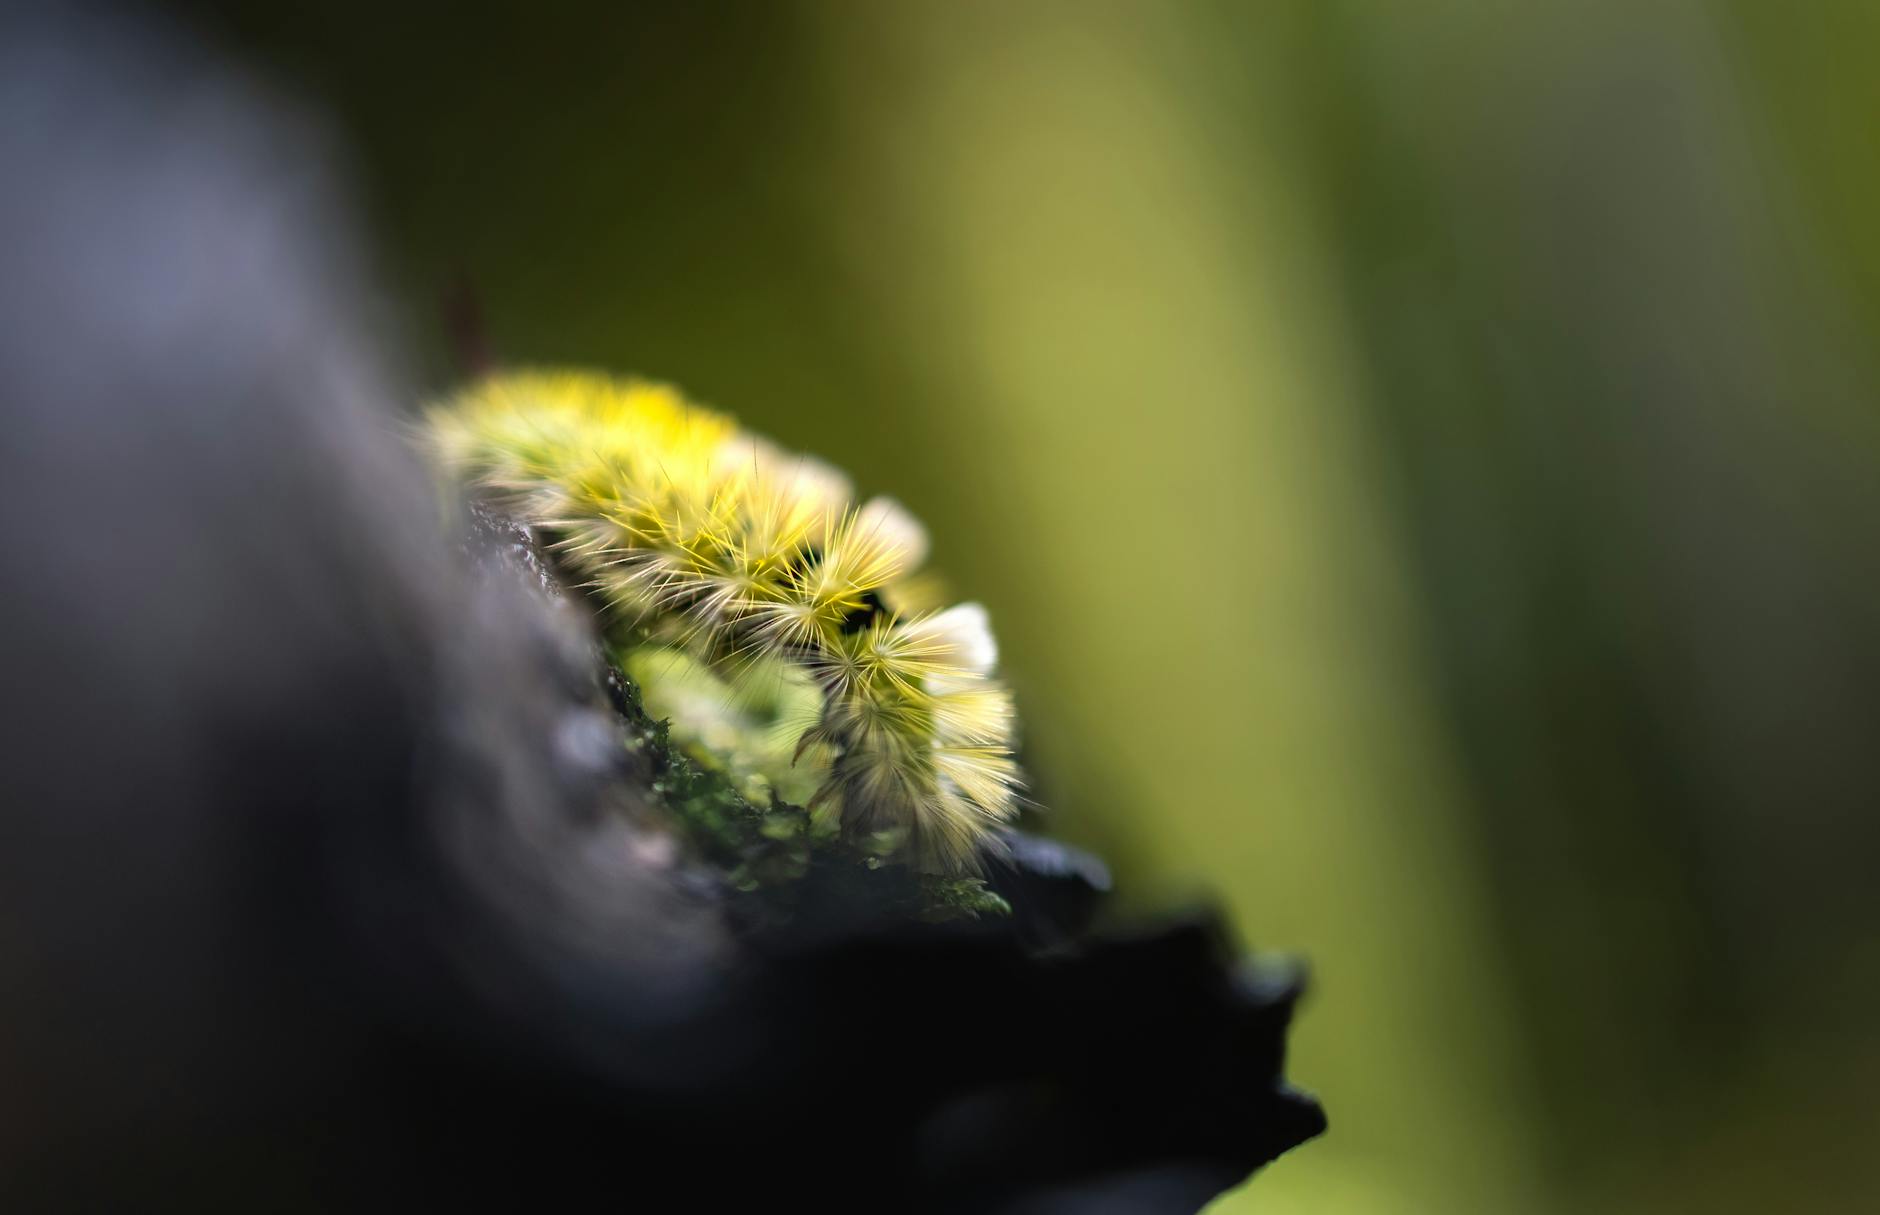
[430,371,1021,873]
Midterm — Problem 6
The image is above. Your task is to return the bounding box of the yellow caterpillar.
[429,371,1021,873]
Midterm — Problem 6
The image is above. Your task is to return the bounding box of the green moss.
[605,639,1007,923]
[622,644,830,806]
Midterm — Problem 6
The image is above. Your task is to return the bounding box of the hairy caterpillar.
[429,371,1022,873]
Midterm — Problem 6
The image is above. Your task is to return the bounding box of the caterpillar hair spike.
[428,369,1024,875]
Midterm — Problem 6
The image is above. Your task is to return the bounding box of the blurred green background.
[179,2,1880,1209]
